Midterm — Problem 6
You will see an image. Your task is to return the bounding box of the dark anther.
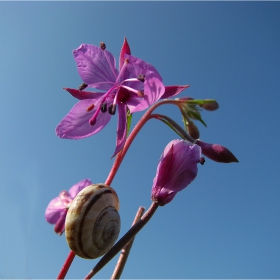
[199,157,206,165]
[78,83,88,91]
[100,42,106,50]
[100,103,107,113]
[137,74,146,82]
[108,104,116,115]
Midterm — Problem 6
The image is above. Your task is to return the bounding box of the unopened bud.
[187,109,202,121]
[151,140,202,206]
[186,121,200,139]
[195,139,238,163]
[199,100,219,111]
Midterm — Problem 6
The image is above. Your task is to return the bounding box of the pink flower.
[56,38,189,157]
[151,140,202,206]
[56,38,165,157]
[45,179,92,235]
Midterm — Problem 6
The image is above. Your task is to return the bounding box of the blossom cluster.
[46,37,238,278]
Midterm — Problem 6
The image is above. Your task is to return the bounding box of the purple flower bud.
[186,121,200,139]
[195,139,238,163]
[45,179,92,235]
[119,37,131,69]
[199,100,219,111]
[151,140,202,206]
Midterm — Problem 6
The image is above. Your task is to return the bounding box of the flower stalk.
[57,251,75,280]
[85,202,159,279]
[110,206,145,280]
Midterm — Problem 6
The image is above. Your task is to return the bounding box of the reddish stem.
[106,99,180,185]
[57,250,75,279]
[57,99,180,279]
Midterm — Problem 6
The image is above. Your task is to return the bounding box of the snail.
[65,184,120,259]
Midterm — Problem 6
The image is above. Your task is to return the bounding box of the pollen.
[137,74,145,82]
[87,104,95,112]
[137,90,144,97]
[125,58,129,64]
[101,103,107,113]
[100,42,106,50]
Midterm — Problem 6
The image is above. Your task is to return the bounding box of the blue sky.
[0,1,279,279]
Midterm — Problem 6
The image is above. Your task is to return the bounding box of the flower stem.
[57,250,75,279]
[106,99,181,185]
[84,202,159,279]
[151,114,195,143]
[110,206,145,280]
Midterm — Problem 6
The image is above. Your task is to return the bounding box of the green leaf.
[187,110,207,127]
[156,116,187,139]
[126,110,133,137]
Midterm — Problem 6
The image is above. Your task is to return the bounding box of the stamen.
[89,118,96,125]
[125,58,129,63]
[108,104,116,115]
[100,103,107,113]
[78,82,88,91]
[100,42,106,50]
[87,104,95,112]
[137,74,145,82]
[199,157,205,165]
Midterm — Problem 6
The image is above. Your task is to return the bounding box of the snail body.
[65,184,120,259]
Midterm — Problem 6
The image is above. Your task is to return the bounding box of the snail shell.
[65,184,120,259]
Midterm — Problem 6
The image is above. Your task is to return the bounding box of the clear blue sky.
[0,2,279,279]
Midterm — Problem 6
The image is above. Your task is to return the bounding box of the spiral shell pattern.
[65,184,120,259]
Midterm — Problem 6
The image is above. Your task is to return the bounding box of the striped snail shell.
[65,184,120,259]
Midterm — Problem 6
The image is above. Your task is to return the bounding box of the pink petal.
[151,139,202,206]
[56,99,112,139]
[73,44,118,90]
[125,55,162,82]
[154,144,174,188]
[54,210,67,235]
[131,72,165,112]
[119,37,131,71]
[161,85,190,99]
[63,88,104,100]
[45,196,67,224]
[164,141,201,192]
[69,179,92,198]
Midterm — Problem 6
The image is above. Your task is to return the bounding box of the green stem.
[151,114,195,143]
